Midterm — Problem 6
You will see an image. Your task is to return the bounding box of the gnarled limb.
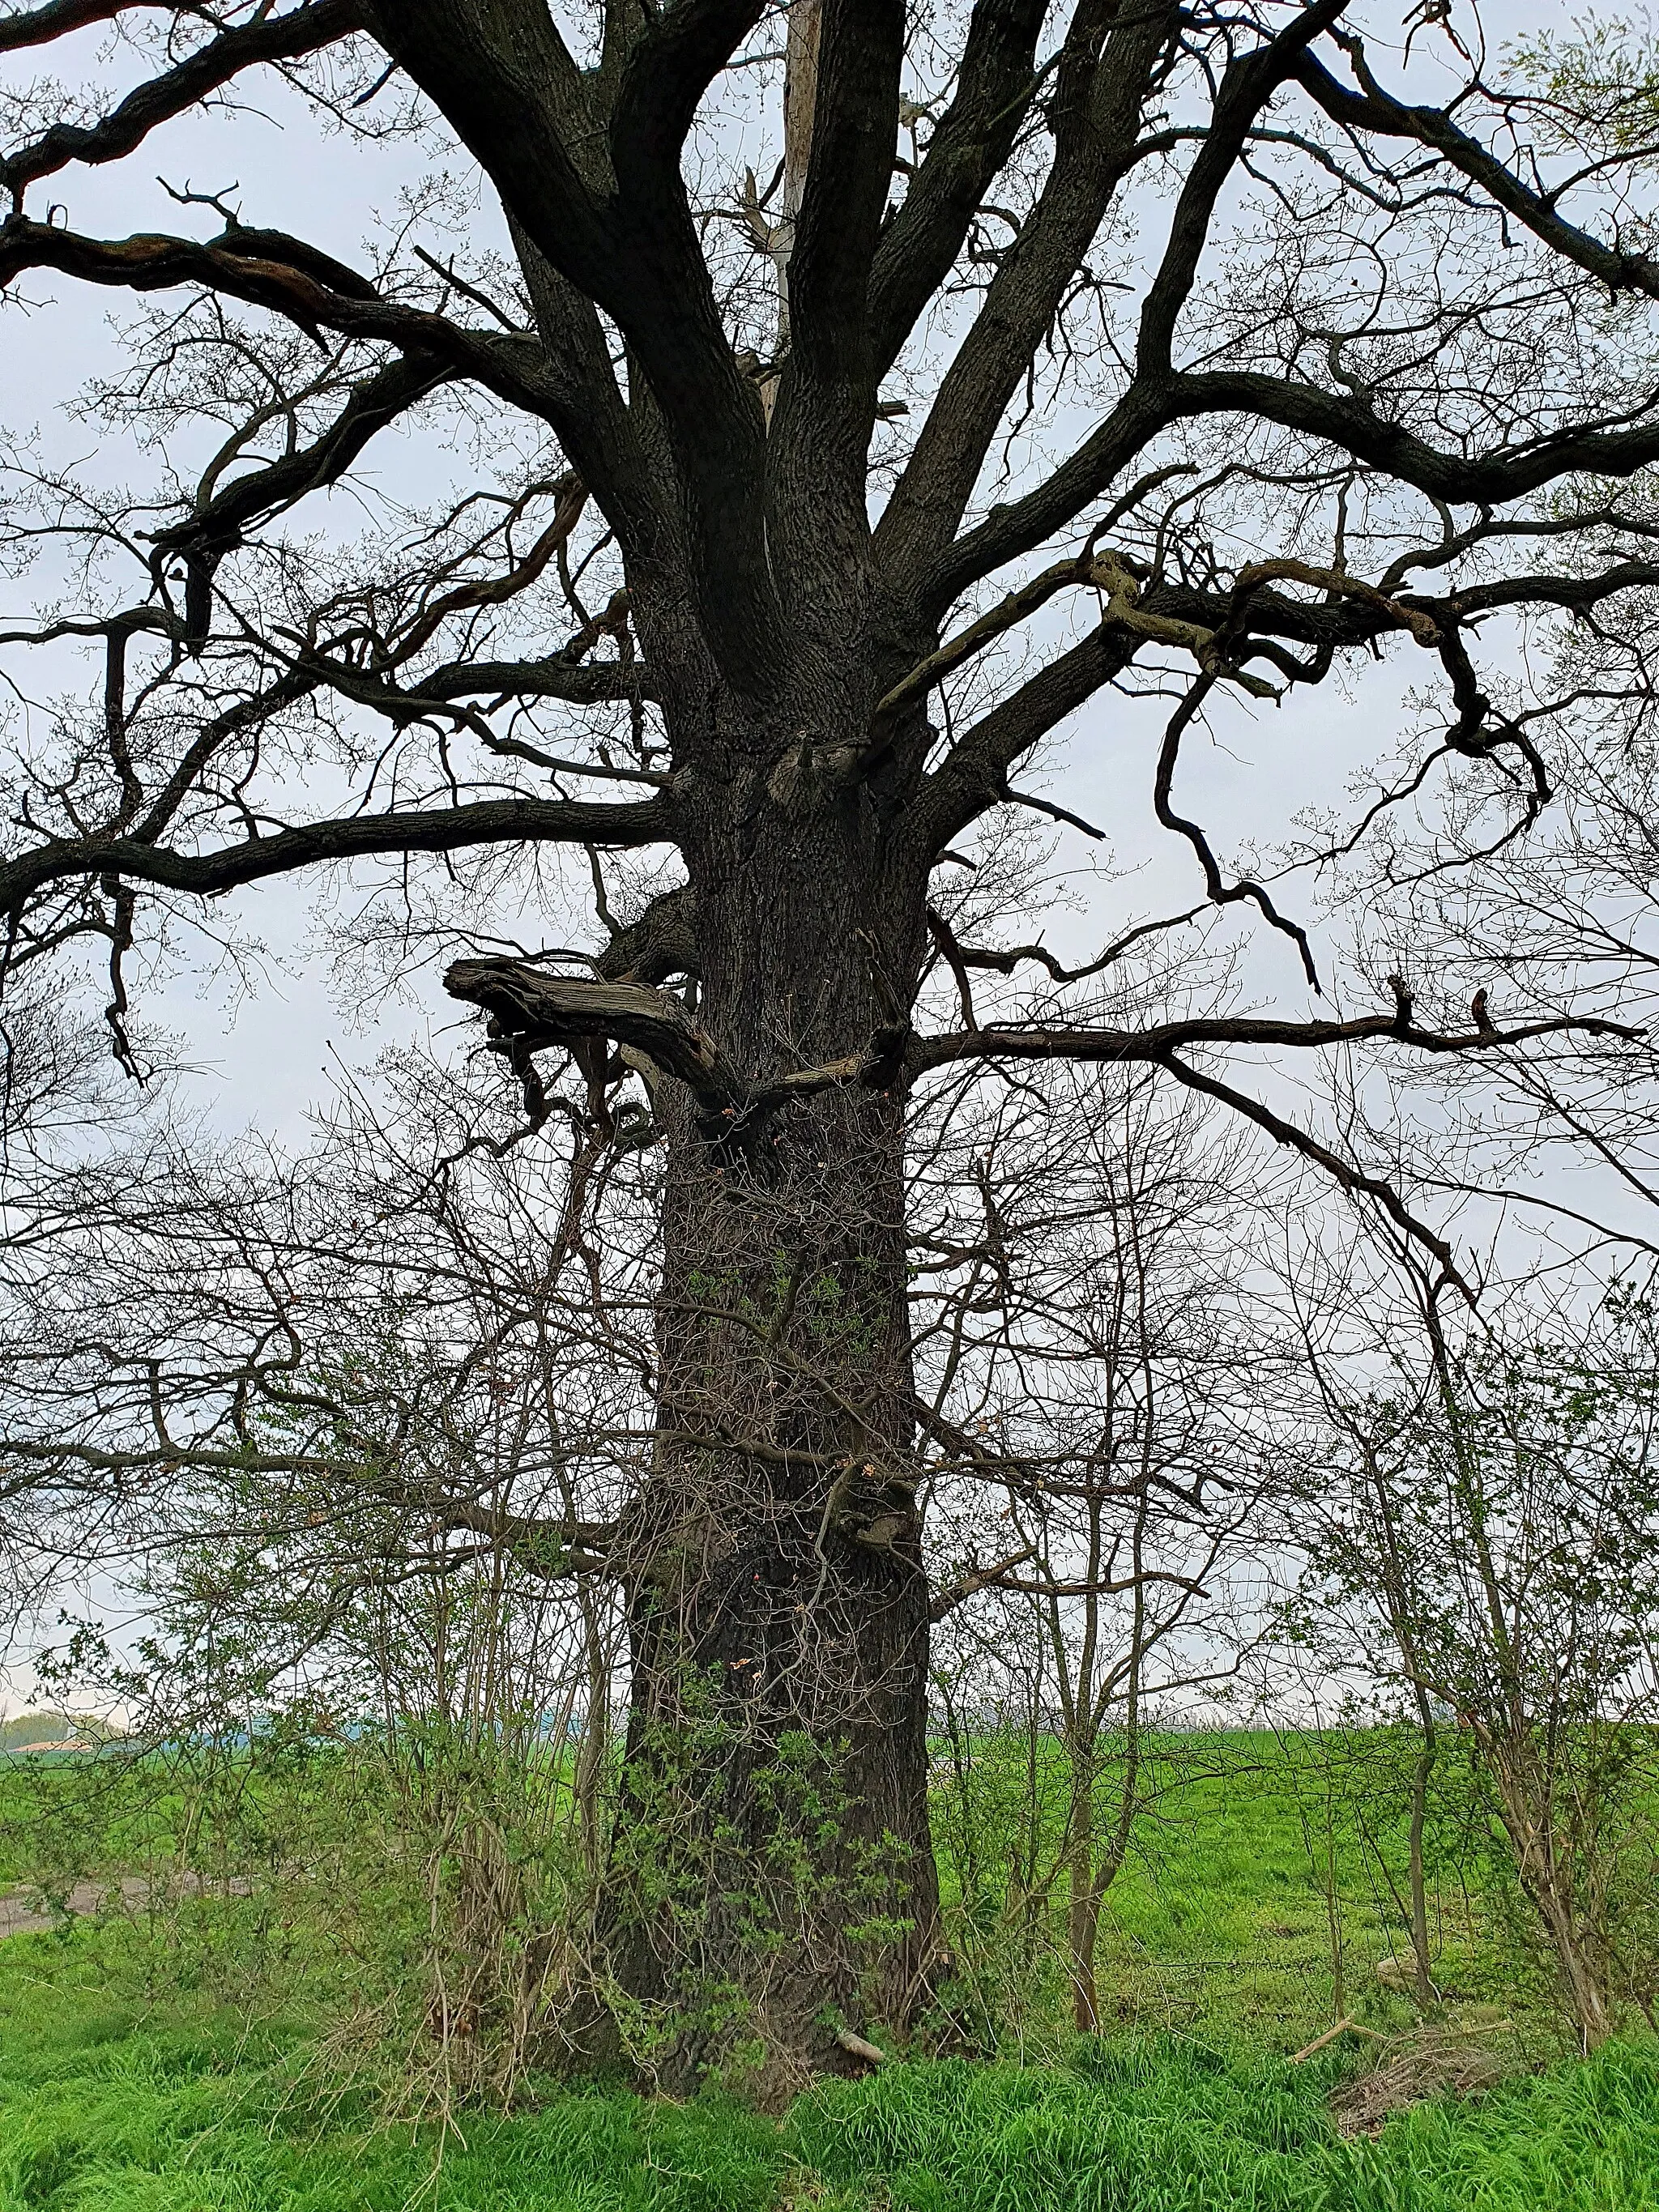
[597,885,699,985]
[446,952,906,1123]
[908,1005,1641,1074]
[1,1438,616,1576]
[1295,40,1659,303]
[766,0,904,595]
[0,219,589,429]
[867,0,1049,377]
[0,2,173,53]
[874,0,1178,590]
[363,0,783,689]
[446,959,740,1105]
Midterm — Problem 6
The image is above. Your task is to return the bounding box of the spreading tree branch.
[2,792,673,914]
[2,2,365,200]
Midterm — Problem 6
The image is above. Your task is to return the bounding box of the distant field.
[0,1726,1651,2207]
[926,1724,1537,2053]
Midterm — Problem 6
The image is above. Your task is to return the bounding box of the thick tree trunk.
[596,747,940,2086]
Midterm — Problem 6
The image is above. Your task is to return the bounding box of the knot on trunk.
[766,734,867,814]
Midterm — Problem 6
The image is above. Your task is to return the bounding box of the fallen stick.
[835,2027,887,2066]
[1292,2017,1358,2062]
[1293,2016,1390,2061]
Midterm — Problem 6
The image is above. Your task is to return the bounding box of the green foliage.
[600,1703,917,2080]
[2,1937,1657,2212]
[1508,13,1659,154]
[1290,1291,1659,2039]
[923,1726,1539,2054]
[6,1720,1631,2082]
[0,1714,599,2110]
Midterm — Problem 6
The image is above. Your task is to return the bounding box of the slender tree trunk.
[597,754,939,2082]
[1405,1736,1437,2011]
[1363,1432,1442,2014]
[1521,1854,1612,2051]
[1068,1762,1100,2033]
[1537,1890,1612,2052]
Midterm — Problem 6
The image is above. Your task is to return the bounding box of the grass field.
[1,1959,1655,2212]
[0,1728,1651,2209]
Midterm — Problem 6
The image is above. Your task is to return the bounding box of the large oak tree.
[2,0,1657,2069]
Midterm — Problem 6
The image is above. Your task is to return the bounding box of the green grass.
[1091,1739,1486,2040]
[0,1984,1654,2210]
[795,2039,1659,2210]
[0,1727,1533,2048]
[0,2001,785,2210]
[928,1727,1516,2048]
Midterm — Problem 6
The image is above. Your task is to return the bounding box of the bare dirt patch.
[0,1872,252,1941]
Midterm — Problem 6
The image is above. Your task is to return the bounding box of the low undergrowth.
[1,1722,1653,2207]
[795,2037,1659,2210]
[0,1951,1653,2212]
[0,2009,784,2212]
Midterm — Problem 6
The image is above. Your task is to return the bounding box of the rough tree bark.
[599,727,945,2068]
